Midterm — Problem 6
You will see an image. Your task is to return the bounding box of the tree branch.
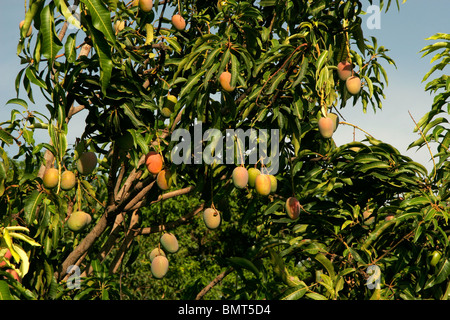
[109,210,140,274]
[138,203,205,235]
[195,268,233,300]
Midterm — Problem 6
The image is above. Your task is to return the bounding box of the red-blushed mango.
[139,0,153,12]
[145,151,163,175]
[219,71,235,92]
[151,255,169,279]
[327,113,339,132]
[76,152,97,175]
[171,14,186,31]
[149,248,166,262]
[255,174,271,196]
[269,175,277,193]
[346,76,361,95]
[67,211,91,232]
[232,166,248,189]
[160,233,179,253]
[60,171,76,191]
[337,61,352,81]
[318,117,334,139]
[19,20,32,37]
[6,269,21,282]
[248,168,260,188]
[286,197,301,220]
[43,168,59,189]
[0,249,12,268]
[156,169,173,190]
[203,208,221,230]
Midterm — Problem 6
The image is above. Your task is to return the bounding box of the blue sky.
[0,1,449,172]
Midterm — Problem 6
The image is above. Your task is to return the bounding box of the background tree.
[0,0,448,300]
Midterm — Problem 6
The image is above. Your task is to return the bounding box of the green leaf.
[165,36,182,54]
[363,75,373,98]
[24,190,45,225]
[280,282,308,300]
[84,14,113,95]
[121,102,145,128]
[227,257,259,278]
[358,161,391,173]
[80,0,116,44]
[12,244,31,278]
[306,292,328,300]
[0,281,13,300]
[352,18,365,55]
[230,53,239,89]
[267,72,287,95]
[0,129,14,145]
[179,70,206,98]
[20,0,44,39]
[9,232,41,247]
[259,0,276,7]
[25,67,47,90]
[40,4,63,63]
[315,50,329,75]
[399,196,431,208]
[315,253,336,280]
[6,98,28,109]
[292,56,309,88]
[65,33,78,63]
[425,259,450,289]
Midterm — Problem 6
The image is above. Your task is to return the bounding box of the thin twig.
[408,110,436,178]
[339,121,374,139]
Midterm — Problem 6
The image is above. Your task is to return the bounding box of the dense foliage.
[0,0,448,300]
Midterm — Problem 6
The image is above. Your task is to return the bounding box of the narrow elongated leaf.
[9,233,41,247]
[280,282,308,300]
[21,0,44,39]
[12,244,30,278]
[65,33,77,63]
[166,36,182,53]
[24,190,45,225]
[315,253,336,280]
[292,56,309,88]
[400,196,431,208]
[230,53,239,89]
[179,70,206,98]
[227,257,259,278]
[81,0,115,44]
[121,102,145,128]
[358,161,391,172]
[425,259,450,289]
[84,14,113,95]
[0,281,13,300]
[0,129,14,145]
[306,292,328,300]
[40,5,63,63]
[6,98,28,109]
[267,72,286,95]
[25,67,47,90]
[315,50,328,75]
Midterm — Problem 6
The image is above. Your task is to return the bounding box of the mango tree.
[0,0,448,300]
